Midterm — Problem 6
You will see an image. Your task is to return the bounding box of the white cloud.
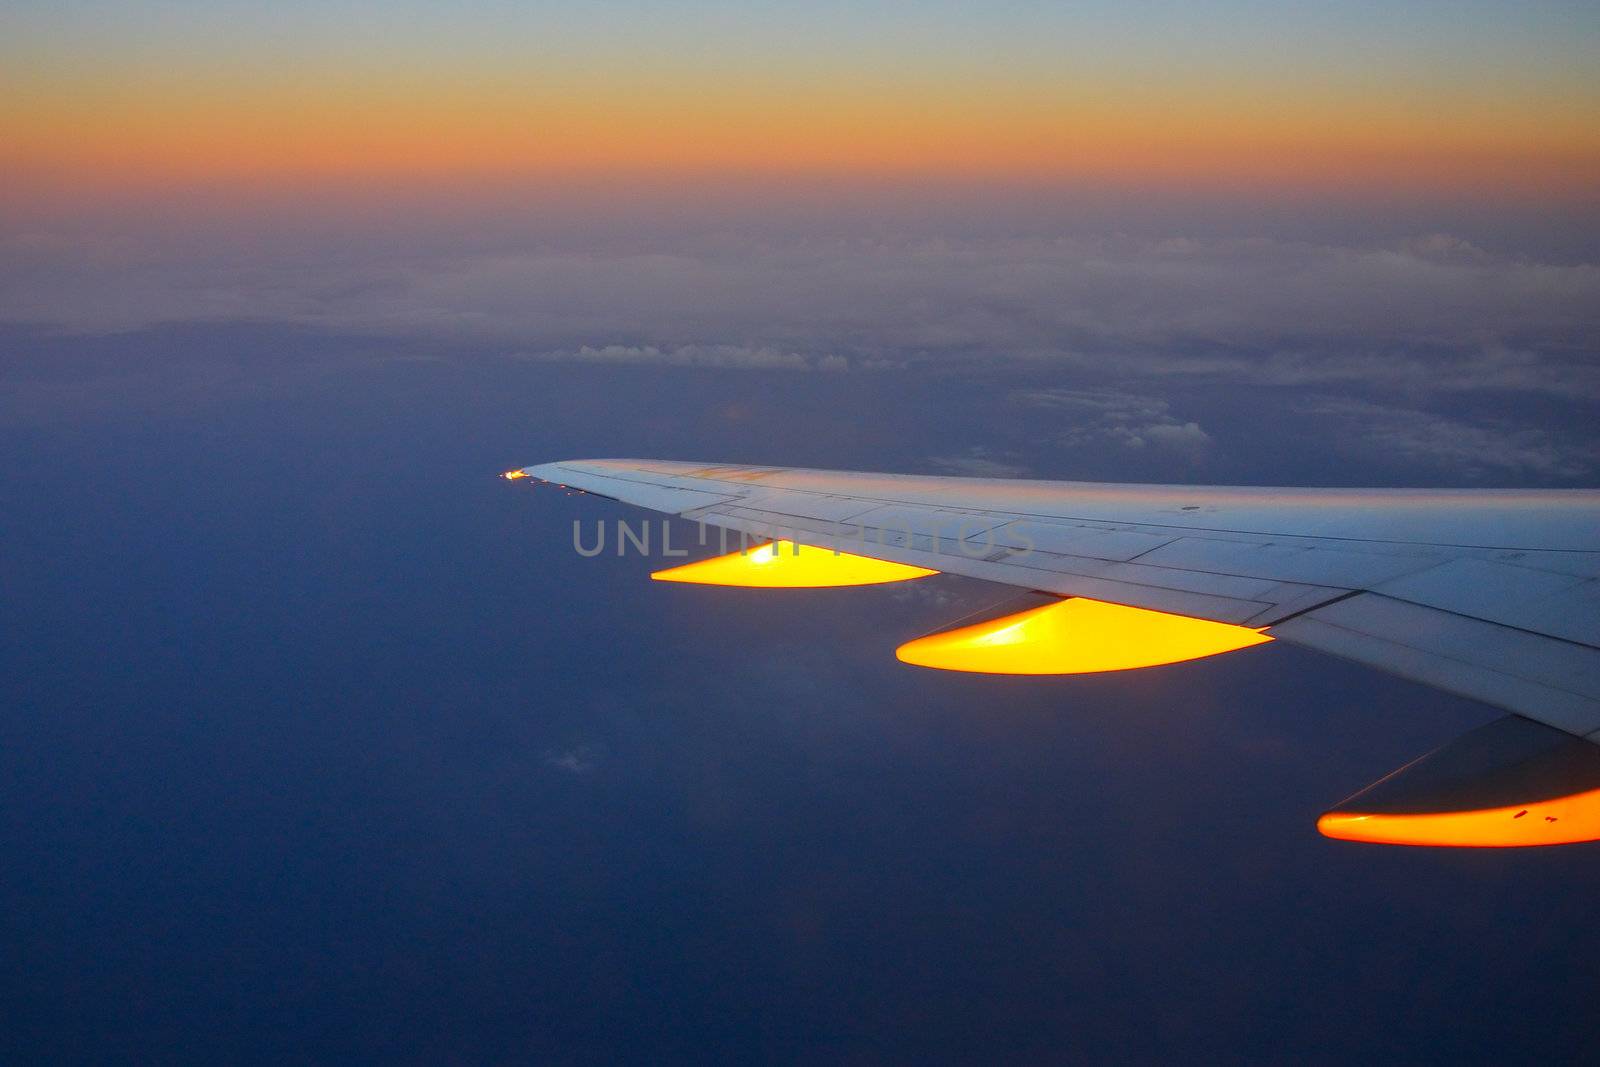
[1140,421,1212,450]
[543,746,600,774]
[1014,388,1214,454]
[1296,398,1598,481]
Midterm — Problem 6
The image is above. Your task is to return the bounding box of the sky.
[2,2,1599,1063]
[4,0,1598,196]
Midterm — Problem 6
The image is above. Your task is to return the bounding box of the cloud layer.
[5,230,1596,397]
[1294,397,1600,481]
[4,222,1596,482]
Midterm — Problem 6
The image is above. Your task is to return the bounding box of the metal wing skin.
[512,458,1600,845]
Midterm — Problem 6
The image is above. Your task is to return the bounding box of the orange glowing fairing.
[1316,714,1600,847]
[651,540,938,588]
[896,595,1272,674]
[503,469,529,480]
[1317,793,1600,847]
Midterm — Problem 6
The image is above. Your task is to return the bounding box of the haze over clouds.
[1294,397,1600,481]
[6,210,1598,484]
[5,228,1597,395]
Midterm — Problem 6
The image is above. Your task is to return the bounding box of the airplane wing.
[509,458,1600,847]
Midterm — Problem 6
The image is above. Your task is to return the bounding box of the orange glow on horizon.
[1317,790,1600,847]
[3,73,1596,201]
[895,597,1272,675]
[651,540,938,588]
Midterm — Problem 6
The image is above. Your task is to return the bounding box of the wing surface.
[521,459,1600,743]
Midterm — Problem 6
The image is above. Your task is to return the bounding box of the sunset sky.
[4,0,1597,197]
[5,0,1597,381]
